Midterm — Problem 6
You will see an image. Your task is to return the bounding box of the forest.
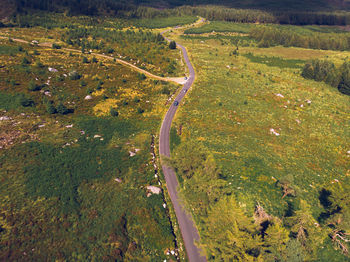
[170,141,350,261]
[11,0,350,26]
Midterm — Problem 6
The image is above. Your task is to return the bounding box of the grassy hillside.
[167,22,350,261]
[0,15,187,261]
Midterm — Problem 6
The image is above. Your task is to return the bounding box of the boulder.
[146,186,162,195]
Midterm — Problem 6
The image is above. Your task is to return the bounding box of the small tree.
[169,41,177,49]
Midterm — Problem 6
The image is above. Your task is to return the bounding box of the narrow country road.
[159,31,207,262]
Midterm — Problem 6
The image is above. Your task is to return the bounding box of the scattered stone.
[146,186,162,195]
[93,134,102,138]
[65,124,73,128]
[306,99,312,105]
[84,95,92,100]
[275,93,284,98]
[135,148,141,152]
[295,119,301,124]
[163,203,166,208]
[38,124,45,128]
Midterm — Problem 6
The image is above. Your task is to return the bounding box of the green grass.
[184,21,255,34]
[0,45,20,55]
[243,53,305,68]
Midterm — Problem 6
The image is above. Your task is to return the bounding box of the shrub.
[80,80,87,87]
[161,86,170,95]
[137,73,146,80]
[21,57,30,65]
[56,103,69,115]
[28,80,40,91]
[69,70,81,80]
[338,62,350,96]
[17,94,34,107]
[82,56,89,63]
[34,61,44,68]
[92,57,98,63]
[52,43,61,49]
[46,103,56,114]
[110,107,119,117]
[169,40,176,49]
[137,108,144,114]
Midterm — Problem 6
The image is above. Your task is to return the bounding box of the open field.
[167,23,350,261]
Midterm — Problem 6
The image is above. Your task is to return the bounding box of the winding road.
[159,30,207,262]
[0,23,206,261]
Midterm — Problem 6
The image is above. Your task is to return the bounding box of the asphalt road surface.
[159,36,207,261]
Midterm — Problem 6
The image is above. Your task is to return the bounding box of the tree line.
[169,141,350,261]
[302,59,350,96]
[250,26,350,51]
[12,1,350,26]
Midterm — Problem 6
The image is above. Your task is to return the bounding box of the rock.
[93,135,102,138]
[275,93,284,98]
[146,186,162,195]
[129,151,136,157]
[135,148,141,152]
[269,128,280,136]
[48,67,58,73]
[65,124,73,128]
[0,116,10,121]
[114,178,122,183]
[163,203,166,208]
[84,95,92,100]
